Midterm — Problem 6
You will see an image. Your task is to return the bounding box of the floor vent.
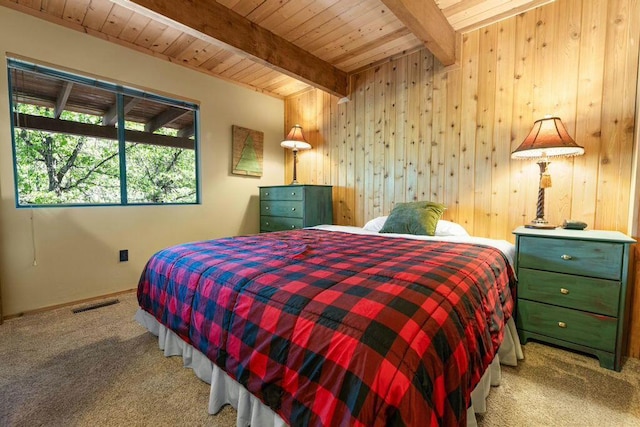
[72,299,119,314]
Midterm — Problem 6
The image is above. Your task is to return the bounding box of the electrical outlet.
[119,249,129,262]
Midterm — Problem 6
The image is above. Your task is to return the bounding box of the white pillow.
[363,216,388,232]
[435,220,469,236]
[363,216,469,237]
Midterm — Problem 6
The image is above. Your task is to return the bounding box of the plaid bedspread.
[138,229,515,426]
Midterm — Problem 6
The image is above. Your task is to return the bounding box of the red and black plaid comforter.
[137,229,515,426]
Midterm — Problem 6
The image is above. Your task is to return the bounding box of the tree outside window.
[9,59,200,207]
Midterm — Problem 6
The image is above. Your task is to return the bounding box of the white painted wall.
[0,8,285,317]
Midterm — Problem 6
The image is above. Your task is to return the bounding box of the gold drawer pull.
[560,288,570,295]
[561,254,572,260]
[558,321,567,328]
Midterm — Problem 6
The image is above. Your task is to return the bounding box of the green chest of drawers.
[513,226,635,371]
[259,185,333,232]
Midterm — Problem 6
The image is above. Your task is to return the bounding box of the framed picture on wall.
[232,125,264,177]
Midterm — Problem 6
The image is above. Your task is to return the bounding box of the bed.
[135,221,522,426]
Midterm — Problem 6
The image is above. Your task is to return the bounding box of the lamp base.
[525,223,557,229]
[525,218,557,229]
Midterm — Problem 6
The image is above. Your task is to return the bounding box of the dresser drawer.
[518,268,620,316]
[518,236,623,280]
[260,201,304,218]
[517,300,617,352]
[260,186,304,201]
[260,216,304,232]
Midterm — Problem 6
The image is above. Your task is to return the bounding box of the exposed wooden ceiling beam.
[145,107,189,133]
[103,96,142,126]
[15,112,194,150]
[113,0,348,97]
[448,0,556,33]
[54,81,73,119]
[380,0,457,66]
[177,125,194,139]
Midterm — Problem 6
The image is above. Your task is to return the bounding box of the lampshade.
[280,124,311,151]
[511,116,584,159]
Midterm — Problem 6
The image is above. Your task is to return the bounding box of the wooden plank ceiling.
[1,0,553,99]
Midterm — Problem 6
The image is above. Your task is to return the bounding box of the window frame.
[7,58,201,208]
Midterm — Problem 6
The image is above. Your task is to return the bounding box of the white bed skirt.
[135,309,523,427]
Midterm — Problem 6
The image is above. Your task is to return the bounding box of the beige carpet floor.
[1,291,640,426]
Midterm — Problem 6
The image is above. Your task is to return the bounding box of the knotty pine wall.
[284,0,640,357]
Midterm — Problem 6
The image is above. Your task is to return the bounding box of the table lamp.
[281,124,311,184]
[511,116,584,228]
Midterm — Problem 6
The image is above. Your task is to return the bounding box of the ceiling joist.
[177,125,194,139]
[103,96,142,126]
[145,107,190,133]
[54,81,73,119]
[380,0,457,66]
[113,0,349,97]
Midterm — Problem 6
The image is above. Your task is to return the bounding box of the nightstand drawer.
[518,236,623,280]
[518,268,620,316]
[260,216,303,232]
[260,187,304,201]
[260,201,304,218]
[517,300,617,352]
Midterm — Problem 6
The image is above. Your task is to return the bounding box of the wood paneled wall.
[286,0,639,239]
[284,0,640,356]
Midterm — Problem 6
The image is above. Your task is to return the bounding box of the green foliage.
[127,143,196,203]
[13,103,197,206]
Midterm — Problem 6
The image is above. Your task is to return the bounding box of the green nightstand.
[513,226,635,371]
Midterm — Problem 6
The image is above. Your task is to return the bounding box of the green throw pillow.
[379,201,446,236]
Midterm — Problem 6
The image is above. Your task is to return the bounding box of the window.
[8,58,200,207]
